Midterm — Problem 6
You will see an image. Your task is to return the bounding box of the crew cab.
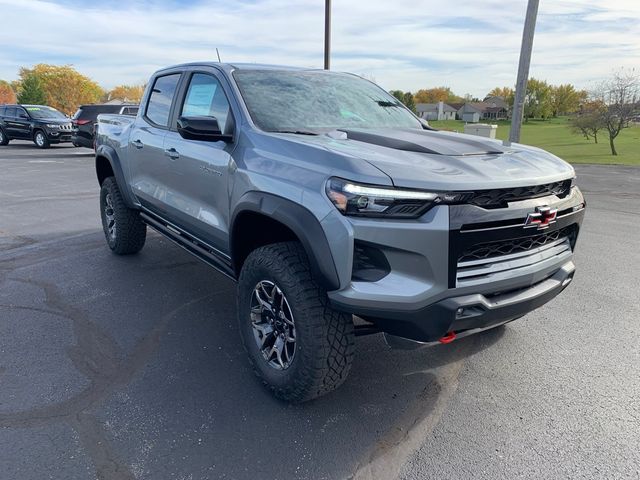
[95,63,585,402]
[0,104,73,148]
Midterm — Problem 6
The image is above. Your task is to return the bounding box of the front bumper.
[327,187,585,342]
[46,130,72,143]
[356,261,574,343]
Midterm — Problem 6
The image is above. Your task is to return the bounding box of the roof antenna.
[216,48,222,63]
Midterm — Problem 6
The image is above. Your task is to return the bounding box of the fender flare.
[231,192,340,291]
[95,145,138,209]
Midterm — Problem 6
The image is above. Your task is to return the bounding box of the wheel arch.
[95,145,138,208]
[231,192,340,291]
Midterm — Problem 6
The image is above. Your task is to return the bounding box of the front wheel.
[238,242,355,403]
[33,130,50,149]
[100,177,146,254]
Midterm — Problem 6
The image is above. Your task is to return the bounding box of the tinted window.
[181,73,231,133]
[234,70,421,132]
[5,107,16,117]
[146,74,181,127]
[0,106,5,116]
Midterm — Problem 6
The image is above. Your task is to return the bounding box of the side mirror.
[177,116,233,142]
[19,113,28,119]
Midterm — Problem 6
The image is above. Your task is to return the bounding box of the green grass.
[429,117,640,165]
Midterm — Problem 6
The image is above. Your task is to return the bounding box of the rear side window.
[0,106,5,116]
[5,107,16,117]
[145,74,181,127]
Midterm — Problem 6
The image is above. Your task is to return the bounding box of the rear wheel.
[33,130,50,149]
[100,177,146,254]
[0,129,9,146]
[238,242,355,403]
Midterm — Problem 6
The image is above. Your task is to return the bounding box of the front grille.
[459,226,573,262]
[461,180,572,209]
[454,225,576,286]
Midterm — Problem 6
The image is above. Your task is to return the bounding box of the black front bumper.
[46,130,72,143]
[342,261,575,343]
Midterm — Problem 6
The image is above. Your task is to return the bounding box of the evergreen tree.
[17,74,46,104]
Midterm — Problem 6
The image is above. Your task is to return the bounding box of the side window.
[145,73,181,127]
[181,73,231,133]
[16,108,28,118]
[5,107,16,118]
[0,106,5,116]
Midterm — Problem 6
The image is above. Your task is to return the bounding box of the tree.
[413,87,462,104]
[0,80,17,104]
[551,84,587,117]
[402,92,416,113]
[17,73,46,105]
[524,78,553,121]
[592,69,639,156]
[570,100,606,144]
[389,90,405,103]
[388,90,415,112]
[108,84,146,103]
[17,64,104,114]
[487,86,515,107]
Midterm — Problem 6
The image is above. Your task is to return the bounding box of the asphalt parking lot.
[1,140,638,480]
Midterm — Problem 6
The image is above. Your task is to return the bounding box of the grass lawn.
[429,117,639,166]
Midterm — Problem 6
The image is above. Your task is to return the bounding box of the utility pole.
[509,0,539,143]
[324,0,331,70]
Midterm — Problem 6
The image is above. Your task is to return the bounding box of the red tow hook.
[439,331,457,344]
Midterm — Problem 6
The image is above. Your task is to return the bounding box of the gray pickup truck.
[95,62,585,402]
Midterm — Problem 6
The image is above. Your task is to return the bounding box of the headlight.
[46,124,59,129]
[326,178,441,218]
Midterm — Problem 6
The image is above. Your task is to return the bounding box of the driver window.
[181,73,230,133]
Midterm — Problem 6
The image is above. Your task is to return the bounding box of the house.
[416,101,457,121]
[456,99,510,123]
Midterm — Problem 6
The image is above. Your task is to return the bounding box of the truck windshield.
[233,70,422,133]
[25,106,67,120]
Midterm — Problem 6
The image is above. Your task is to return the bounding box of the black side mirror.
[177,116,233,142]
[19,113,28,119]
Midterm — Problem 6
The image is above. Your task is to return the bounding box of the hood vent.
[339,128,505,156]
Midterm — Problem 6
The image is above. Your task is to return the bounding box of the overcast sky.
[0,0,638,97]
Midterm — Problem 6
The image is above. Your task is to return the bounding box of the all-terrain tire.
[100,176,146,254]
[33,130,50,149]
[0,128,9,146]
[237,242,355,403]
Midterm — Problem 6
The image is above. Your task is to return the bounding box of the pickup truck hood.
[282,128,575,191]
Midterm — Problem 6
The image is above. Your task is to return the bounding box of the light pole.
[509,0,539,144]
[324,0,331,70]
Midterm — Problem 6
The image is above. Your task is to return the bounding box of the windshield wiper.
[271,130,319,136]
[376,100,400,107]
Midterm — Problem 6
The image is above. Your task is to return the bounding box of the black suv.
[0,104,73,148]
[71,104,139,148]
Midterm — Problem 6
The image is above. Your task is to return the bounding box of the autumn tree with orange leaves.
[17,64,104,114]
[107,84,146,103]
[0,80,17,104]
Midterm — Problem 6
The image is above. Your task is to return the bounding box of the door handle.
[132,139,144,149]
[164,147,180,160]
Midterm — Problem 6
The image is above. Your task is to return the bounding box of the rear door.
[128,72,183,214]
[162,70,236,251]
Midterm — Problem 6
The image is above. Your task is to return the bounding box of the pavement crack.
[0,276,214,478]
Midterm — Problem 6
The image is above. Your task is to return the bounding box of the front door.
[162,71,235,253]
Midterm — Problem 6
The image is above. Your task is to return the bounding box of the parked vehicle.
[95,63,585,402]
[0,104,73,148]
[71,103,139,148]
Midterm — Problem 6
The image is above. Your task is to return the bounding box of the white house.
[416,101,457,121]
